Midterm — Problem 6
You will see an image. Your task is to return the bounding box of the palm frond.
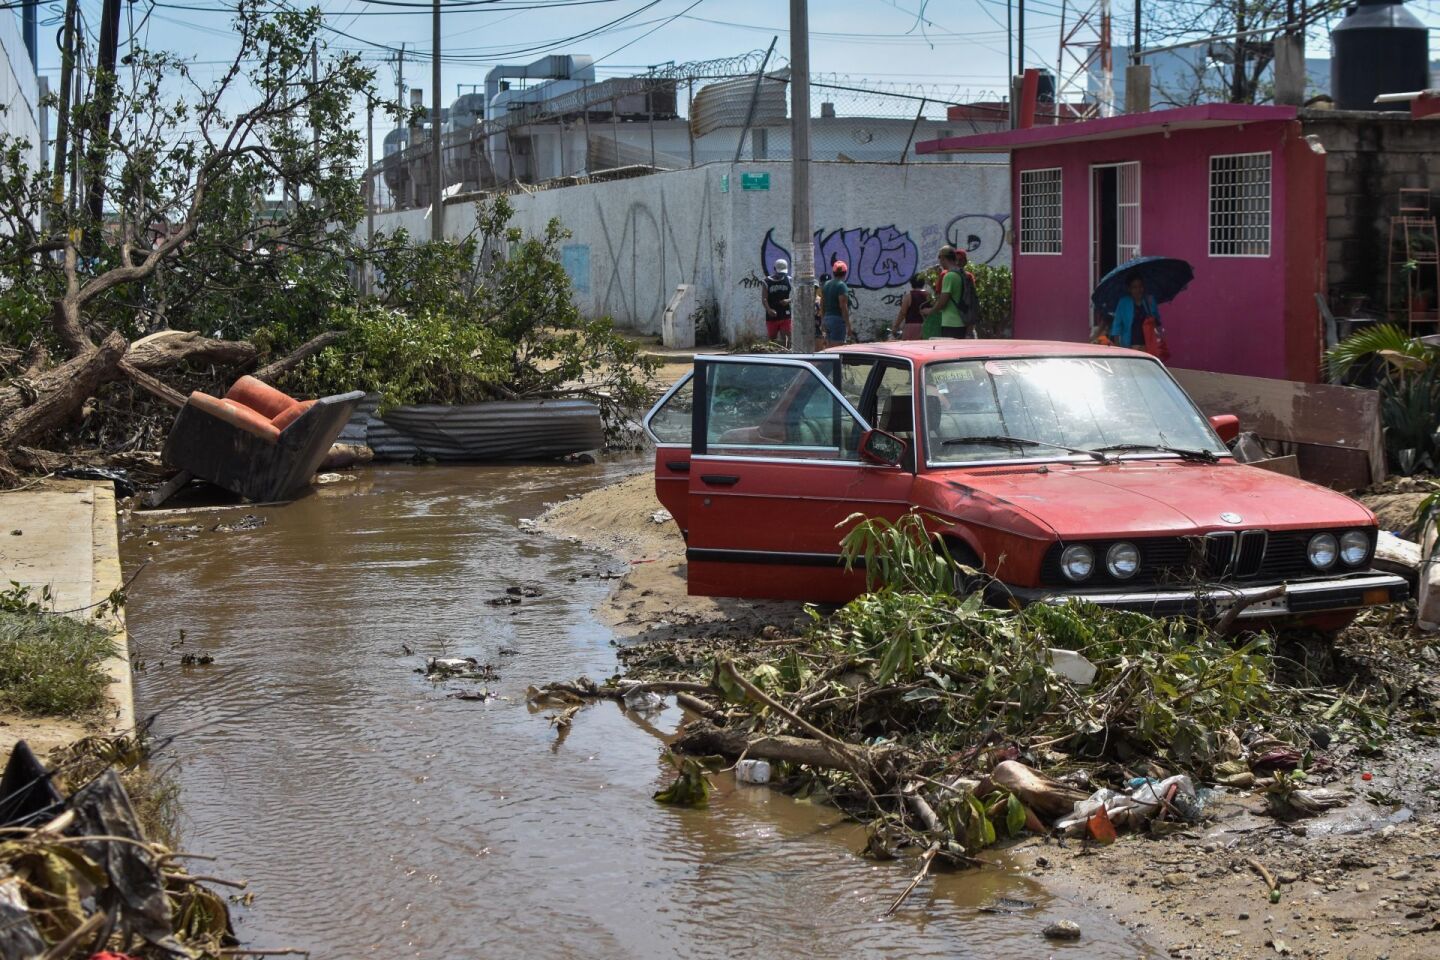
[1324,323,1437,381]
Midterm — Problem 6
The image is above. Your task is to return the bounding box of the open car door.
[684,355,915,603]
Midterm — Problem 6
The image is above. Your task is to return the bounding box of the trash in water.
[486,595,522,606]
[423,657,499,682]
[212,514,267,533]
[734,759,771,784]
[621,685,667,714]
[1042,920,1082,941]
[978,897,1036,915]
[506,585,544,598]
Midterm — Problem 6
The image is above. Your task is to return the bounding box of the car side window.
[703,361,864,461]
[645,375,694,444]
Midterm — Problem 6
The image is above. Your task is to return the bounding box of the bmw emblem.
[1220,512,1243,525]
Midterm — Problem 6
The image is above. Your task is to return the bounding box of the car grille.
[1039,529,1376,587]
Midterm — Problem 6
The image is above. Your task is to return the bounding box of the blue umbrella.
[1091,256,1195,315]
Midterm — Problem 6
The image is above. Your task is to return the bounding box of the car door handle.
[700,474,740,487]
[665,460,690,473]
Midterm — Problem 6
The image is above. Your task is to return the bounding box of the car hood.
[940,460,1376,539]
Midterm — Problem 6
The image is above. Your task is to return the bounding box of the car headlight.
[1307,533,1338,570]
[1060,544,1095,582]
[1339,530,1369,567]
[1106,542,1140,579]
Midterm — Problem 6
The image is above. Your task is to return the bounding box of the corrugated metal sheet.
[342,396,604,461]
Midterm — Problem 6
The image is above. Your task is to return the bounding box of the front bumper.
[1007,572,1410,620]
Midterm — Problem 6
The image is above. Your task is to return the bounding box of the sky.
[22,0,1440,131]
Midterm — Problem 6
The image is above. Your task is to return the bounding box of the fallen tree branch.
[118,359,187,408]
[903,781,944,835]
[125,329,258,374]
[883,841,940,918]
[1215,585,1287,633]
[252,330,345,384]
[671,719,902,782]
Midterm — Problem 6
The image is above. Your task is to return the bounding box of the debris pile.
[0,739,243,959]
[529,515,1440,888]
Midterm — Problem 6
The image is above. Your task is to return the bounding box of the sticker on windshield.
[930,367,975,383]
[984,360,1007,376]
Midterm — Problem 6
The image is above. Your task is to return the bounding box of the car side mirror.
[1209,414,1240,443]
[859,428,906,467]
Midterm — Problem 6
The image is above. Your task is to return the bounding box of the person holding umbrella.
[1092,256,1191,362]
[1111,274,1159,350]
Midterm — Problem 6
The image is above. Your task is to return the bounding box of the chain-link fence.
[370,53,1012,212]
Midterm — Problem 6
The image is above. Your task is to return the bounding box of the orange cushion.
[187,391,281,443]
[271,399,316,431]
[225,375,297,420]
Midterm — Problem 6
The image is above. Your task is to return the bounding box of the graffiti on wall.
[761,227,917,290]
[759,214,1010,289]
[946,213,1009,265]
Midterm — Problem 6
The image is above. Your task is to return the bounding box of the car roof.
[824,339,1155,363]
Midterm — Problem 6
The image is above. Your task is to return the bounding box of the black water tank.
[1331,0,1430,111]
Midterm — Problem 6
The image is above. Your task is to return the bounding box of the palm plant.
[1326,324,1440,475]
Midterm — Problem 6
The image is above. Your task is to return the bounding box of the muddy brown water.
[122,463,1155,959]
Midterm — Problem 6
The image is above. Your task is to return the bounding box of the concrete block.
[661,284,698,349]
[1327,173,1362,196]
[1327,216,1360,241]
[1327,195,1348,219]
[1315,125,1360,153]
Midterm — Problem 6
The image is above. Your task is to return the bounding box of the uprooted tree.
[0,0,378,470]
[0,0,657,477]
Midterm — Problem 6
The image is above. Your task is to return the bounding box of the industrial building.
[373,53,1005,209]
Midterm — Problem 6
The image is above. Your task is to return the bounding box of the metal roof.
[915,104,1298,155]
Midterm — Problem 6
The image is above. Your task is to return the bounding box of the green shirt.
[939,270,966,329]
[821,278,848,316]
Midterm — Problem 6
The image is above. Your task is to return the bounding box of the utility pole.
[86,0,122,224]
[431,0,443,241]
[52,0,77,205]
[311,42,320,164]
[366,97,375,295]
[1231,0,1246,103]
[1132,0,1141,62]
[1018,0,1025,72]
[789,0,815,352]
[397,42,405,118]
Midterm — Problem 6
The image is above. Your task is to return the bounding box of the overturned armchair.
[161,375,364,503]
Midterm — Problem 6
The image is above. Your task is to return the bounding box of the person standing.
[890,274,931,340]
[1110,273,1171,361]
[921,246,978,338]
[820,260,853,346]
[762,258,793,344]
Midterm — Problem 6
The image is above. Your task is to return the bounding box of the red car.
[643,341,1407,628]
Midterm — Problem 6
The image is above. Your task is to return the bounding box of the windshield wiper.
[942,435,1115,464]
[1091,442,1220,463]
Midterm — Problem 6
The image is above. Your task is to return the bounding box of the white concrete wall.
[368,159,1011,343]
[0,12,39,192]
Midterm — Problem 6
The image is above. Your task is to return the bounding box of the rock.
[1042,920,1082,941]
[1356,881,1371,893]
[1163,872,1190,887]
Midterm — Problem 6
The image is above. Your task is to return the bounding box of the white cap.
[774,259,789,274]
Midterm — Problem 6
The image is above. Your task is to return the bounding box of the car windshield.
[922,356,1227,465]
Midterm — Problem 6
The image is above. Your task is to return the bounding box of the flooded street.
[122,463,1152,959]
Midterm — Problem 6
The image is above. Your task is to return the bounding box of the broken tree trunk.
[0,332,127,449]
[125,330,258,374]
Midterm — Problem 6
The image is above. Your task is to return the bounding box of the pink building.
[917,105,1327,383]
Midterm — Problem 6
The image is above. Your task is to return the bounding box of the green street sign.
[741,172,771,191]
